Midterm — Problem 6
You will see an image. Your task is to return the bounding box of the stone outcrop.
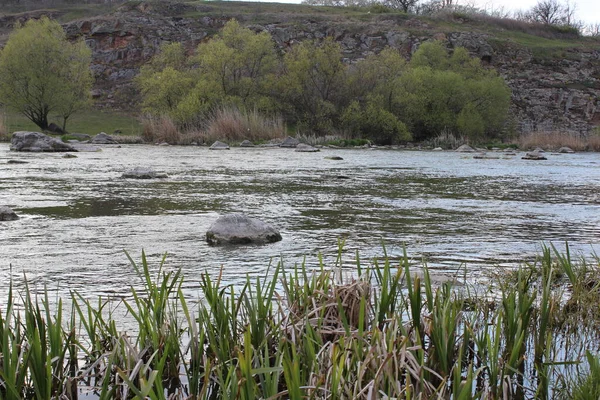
[10,131,76,152]
[206,213,282,245]
[0,206,19,221]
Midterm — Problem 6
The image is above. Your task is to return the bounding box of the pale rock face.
[206,213,282,245]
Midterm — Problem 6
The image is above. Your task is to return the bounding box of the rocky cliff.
[2,1,600,134]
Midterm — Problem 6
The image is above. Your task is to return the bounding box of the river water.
[1,143,599,303]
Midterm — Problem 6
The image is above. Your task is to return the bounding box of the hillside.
[1,0,599,134]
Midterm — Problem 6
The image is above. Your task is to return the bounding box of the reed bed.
[0,244,599,399]
[140,107,285,146]
[518,131,600,151]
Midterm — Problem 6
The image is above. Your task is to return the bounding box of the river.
[1,143,599,303]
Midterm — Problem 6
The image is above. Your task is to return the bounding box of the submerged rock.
[121,167,168,179]
[91,132,118,144]
[206,213,282,245]
[325,156,344,160]
[279,136,300,148]
[7,159,29,164]
[0,206,19,221]
[209,141,230,150]
[455,144,475,153]
[10,131,76,152]
[295,143,319,152]
[62,153,78,158]
[473,152,500,160]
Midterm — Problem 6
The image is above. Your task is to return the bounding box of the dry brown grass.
[518,131,592,151]
[587,134,600,151]
[205,106,285,143]
[141,114,181,144]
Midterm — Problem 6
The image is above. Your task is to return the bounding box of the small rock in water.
[121,167,168,179]
[522,151,547,160]
[209,141,230,150]
[558,146,575,153]
[279,136,300,148]
[7,159,29,164]
[455,144,475,153]
[325,156,344,160]
[295,143,319,152]
[90,132,118,144]
[0,206,19,221]
[433,147,443,151]
[240,140,255,147]
[62,153,78,158]
[206,213,282,245]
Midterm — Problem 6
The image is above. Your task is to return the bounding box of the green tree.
[0,17,93,131]
[278,38,347,133]
[393,41,511,140]
[193,19,277,105]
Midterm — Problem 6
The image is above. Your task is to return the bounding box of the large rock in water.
[206,213,282,245]
[0,206,19,221]
[10,131,76,152]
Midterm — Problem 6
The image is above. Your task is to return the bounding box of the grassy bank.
[0,108,142,138]
[0,245,599,399]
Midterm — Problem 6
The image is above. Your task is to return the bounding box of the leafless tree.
[585,22,600,36]
[386,0,420,13]
[529,0,563,24]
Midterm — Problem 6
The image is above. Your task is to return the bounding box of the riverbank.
[1,246,599,399]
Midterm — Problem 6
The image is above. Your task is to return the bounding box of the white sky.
[471,0,599,24]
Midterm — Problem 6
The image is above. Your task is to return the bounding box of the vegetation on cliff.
[137,19,510,144]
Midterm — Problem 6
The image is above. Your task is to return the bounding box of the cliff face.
[3,1,600,134]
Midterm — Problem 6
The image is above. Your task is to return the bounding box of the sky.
[256,0,600,25]
[471,0,599,24]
